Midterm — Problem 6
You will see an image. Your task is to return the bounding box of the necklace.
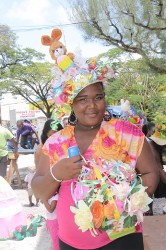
[76,123,101,131]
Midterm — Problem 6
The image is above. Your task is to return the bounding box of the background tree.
[0,25,43,76]
[0,24,55,118]
[69,0,166,73]
[2,61,54,118]
[104,50,166,120]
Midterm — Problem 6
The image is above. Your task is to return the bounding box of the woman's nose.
[88,98,96,107]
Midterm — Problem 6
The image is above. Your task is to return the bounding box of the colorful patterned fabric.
[43,118,144,249]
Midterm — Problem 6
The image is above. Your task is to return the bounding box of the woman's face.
[72,83,106,127]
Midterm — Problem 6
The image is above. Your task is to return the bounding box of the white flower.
[111,181,131,201]
[70,200,93,232]
[128,185,153,222]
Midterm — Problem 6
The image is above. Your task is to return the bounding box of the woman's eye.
[95,95,104,100]
[77,98,87,103]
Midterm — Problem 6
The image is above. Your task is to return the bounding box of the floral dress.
[43,118,146,249]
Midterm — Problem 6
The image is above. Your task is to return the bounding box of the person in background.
[35,119,63,168]
[61,116,69,128]
[0,124,18,178]
[42,193,59,250]
[24,165,39,207]
[32,49,159,249]
[16,120,39,149]
[142,122,155,140]
[150,129,166,198]
[35,119,62,249]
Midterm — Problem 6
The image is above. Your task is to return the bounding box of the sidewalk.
[1,154,52,250]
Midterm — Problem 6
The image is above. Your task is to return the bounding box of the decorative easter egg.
[57,55,74,72]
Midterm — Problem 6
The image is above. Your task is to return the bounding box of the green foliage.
[103,49,166,121]
[0,24,54,118]
[69,0,166,73]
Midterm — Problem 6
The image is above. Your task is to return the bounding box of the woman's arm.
[31,152,83,201]
[136,139,159,196]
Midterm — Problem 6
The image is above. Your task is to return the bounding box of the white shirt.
[46,194,58,220]
[24,172,35,189]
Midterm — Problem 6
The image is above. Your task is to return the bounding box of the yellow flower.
[70,200,93,232]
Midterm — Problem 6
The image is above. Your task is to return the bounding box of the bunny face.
[41,28,67,62]
[49,41,67,61]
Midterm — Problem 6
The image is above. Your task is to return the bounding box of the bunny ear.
[51,28,62,41]
[41,35,52,46]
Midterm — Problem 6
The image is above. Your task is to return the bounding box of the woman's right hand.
[51,155,83,181]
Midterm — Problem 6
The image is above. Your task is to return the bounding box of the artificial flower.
[91,201,104,229]
[103,202,115,220]
[70,200,93,232]
[111,181,131,201]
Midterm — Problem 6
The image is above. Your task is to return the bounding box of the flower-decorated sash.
[70,158,152,240]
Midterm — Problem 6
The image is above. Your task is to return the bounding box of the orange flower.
[91,201,104,228]
[104,202,116,220]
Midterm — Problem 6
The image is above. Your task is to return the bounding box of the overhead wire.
[2,22,90,33]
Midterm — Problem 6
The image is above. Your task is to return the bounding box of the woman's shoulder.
[103,118,144,137]
[43,125,74,151]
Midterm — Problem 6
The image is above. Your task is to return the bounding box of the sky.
[0,0,111,62]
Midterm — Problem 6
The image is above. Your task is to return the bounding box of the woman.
[35,119,63,167]
[150,131,166,197]
[32,54,159,249]
[142,122,156,141]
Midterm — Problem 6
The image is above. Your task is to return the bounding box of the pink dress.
[46,194,59,250]
[43,119,144,249]
[0,177,27,239]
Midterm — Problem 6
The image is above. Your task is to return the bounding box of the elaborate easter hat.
[150,123,166,146]
[51,55,115,118]
[42,29,116,119]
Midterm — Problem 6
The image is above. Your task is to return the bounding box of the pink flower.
[27,214,34,219]
[15,225,23,232]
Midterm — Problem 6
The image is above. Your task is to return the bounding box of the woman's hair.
[41,119,63,144]
[142,124,148,136]
[142,122,155,136]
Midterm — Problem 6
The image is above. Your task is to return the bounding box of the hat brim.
[150,135,166,146]
[73,80,104,102]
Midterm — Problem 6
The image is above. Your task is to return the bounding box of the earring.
[68,111,78,126]
[103,111,112,121]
